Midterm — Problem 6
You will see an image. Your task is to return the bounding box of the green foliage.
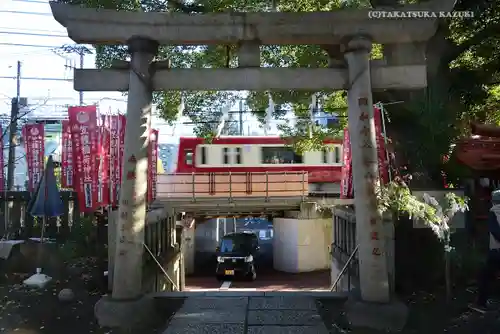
[377,179,469,248]
[59,215,96,260]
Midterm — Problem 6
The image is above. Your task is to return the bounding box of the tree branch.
[447,20,500,62]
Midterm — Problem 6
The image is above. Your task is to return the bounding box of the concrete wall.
[273,217,332,273]
[181,225,196,275]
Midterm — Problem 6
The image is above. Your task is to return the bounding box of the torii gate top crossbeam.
[50,1,455,46]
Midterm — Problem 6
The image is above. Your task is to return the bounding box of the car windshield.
[220,235,253,253]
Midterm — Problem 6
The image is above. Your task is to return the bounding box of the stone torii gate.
[50,0,454,328]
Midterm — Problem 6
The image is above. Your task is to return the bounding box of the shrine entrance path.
[162,295,329,334]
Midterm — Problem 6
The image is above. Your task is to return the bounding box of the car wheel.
[216,275,225,282]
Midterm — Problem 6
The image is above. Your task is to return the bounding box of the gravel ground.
[0,257,179,334]
[317,288,500,333]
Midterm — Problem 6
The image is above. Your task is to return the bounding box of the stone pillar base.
[94,295,157,330]
[344,294,408,331]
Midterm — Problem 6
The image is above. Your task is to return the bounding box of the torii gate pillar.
[112,37,158,300]
[94,37,159,328]
[344,36,390,303]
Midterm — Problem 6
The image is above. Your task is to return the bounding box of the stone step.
[152,290,349,298]
[162,295,331,334]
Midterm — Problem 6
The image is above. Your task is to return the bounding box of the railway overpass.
[147,171,349,276]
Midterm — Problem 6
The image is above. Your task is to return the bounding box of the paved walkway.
[163,295,329,334]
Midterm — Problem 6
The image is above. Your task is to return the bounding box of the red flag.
[148,129,159,203]
[23,124,45,192]
[374,107,389,184]
[61,120,73,188]
[117,115,126,203]
[97,125,110,206]
[0,125,4,192]
[340,128,353,199]
[68,105,99,212]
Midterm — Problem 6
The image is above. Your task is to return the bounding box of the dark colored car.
[215,232,259,281]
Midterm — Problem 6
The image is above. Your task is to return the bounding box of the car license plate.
[225,270,234,275]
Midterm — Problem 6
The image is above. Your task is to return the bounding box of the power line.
[12,0,49,3]
[0,42,61,48]
[0,76,72,82]
[0,10,52,16]
[0,26,65,34]
[0,31,68,38]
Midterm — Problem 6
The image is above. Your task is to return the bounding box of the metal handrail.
[330,244,358,292]
[157,171,309,201]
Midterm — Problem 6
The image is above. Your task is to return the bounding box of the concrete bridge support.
[274,203,332,273]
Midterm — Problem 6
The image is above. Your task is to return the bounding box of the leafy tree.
[55,0,500,185]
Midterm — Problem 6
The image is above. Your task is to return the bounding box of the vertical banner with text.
[0,125,4,192]
[148,129,159,203]
[98,124,110,206]
[340,128,353,199]
[117,115,126,203]
[61,120,73,188]
[105,115,124,207]
[68,105,99,212]
[374,107,389,184]
[23,124,45,192]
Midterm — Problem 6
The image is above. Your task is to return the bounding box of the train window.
[200,146,207,164]
[235,147,242,164]
[334,146,341,163]
[185,149,193,165]
[322,149,328,163]
[223,147,230,164]
[261,146,302,164]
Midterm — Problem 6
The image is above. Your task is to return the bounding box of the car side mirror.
[256,246,260,251]
[216,246,220,252]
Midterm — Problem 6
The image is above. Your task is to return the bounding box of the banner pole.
[377,102,392,182]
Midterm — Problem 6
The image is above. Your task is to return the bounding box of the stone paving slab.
[163,323,245,334]
[247,310,323,326]
[248,296,318,310]
[181,297,248,310]
[169,309,246,325]
[247,325,329,334]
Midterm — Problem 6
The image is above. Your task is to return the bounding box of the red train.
[175,136,343,184]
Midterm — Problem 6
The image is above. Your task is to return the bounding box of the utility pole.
[238,99,244,135]
[57,44,92,105]
[79,52,84,105]
[4,61,21,237]
[7,61,21,190]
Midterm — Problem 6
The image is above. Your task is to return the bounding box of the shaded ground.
[318,288,500,333]
[186,269,330,291]
[0,257,179,334]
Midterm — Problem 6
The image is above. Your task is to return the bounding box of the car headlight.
[244,255,253,262]
[217,256,224,263]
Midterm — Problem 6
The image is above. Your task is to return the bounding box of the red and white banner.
[374,107,389,184]
[98,124,110,206]
[61,120,73,188]
[340,128,353,199]
[68,105,99,212]
[148,129,159,203]
[23,124,45,192]
[118,115,126,200]
[0,125,4,192]
[105,115,126,207]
